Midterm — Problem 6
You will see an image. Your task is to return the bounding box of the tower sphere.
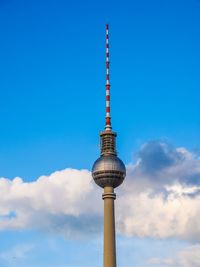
[92,155,126,188]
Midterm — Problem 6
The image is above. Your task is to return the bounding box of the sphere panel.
[92,155,126,188]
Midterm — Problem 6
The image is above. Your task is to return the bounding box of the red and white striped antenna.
[105,24,112,131]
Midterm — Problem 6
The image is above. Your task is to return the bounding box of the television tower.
[92,24,126,267]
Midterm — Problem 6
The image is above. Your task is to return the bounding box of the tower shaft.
[103,186,116,267]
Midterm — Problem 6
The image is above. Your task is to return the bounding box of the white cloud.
[148,244,200,267]
[1,141,200,241]
[117,185,200,240]
[116,141,200,240]
[0,168,102,237]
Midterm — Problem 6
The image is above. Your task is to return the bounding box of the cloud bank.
[1,141,200,241]
[0,169,102,238]
[148,244,200,267]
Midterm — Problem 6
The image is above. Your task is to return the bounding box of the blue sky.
[0,0,200,266]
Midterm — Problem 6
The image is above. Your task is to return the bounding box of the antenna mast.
[105,24,111,131]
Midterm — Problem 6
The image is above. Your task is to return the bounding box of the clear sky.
[0,0,200,267]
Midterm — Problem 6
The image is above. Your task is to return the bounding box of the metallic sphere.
[92,155,126,188]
